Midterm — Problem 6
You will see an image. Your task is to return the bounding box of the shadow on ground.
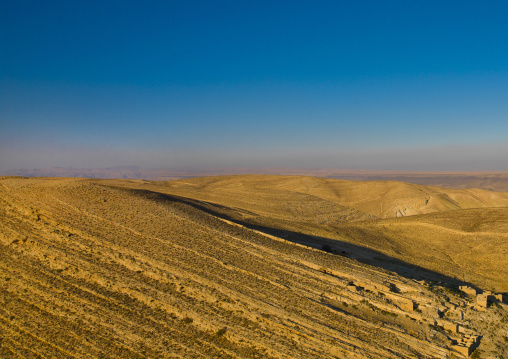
[120,186,481,292]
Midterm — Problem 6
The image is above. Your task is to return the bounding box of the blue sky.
[1,0,508,172]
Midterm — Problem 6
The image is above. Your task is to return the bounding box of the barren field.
[1,175,507,358]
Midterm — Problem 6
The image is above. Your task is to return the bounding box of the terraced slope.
[132,175,508,291]
[1,177,507,358]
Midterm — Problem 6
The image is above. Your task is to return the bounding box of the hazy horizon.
[2,1,508,173]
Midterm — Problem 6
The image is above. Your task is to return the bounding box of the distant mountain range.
[4,166,508,192]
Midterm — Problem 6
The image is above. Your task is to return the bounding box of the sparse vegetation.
[216,327,227,336]
[471,349,482,359]
[2,176,508,358]
[380,309,397,317]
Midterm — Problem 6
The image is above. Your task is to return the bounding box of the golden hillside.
[157,175,508,218]
[1,176,507,358]
[142,175,508,291]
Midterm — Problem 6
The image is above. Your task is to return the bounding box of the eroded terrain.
[1,176,507,358]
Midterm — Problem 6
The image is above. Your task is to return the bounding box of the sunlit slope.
[1,177,458,358]
[151,175,374,224]
[158,175,508,218]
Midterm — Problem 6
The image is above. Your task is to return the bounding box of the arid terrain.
[1,175,507,358]
[6,167,508,192]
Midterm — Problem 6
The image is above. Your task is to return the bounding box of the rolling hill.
[1,176,507,358]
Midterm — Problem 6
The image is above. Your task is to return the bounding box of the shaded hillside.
[1,177,507,358]
[333,208,508,292]
[132,175,508,291]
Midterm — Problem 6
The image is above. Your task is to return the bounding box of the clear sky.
[1,0,508,172]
